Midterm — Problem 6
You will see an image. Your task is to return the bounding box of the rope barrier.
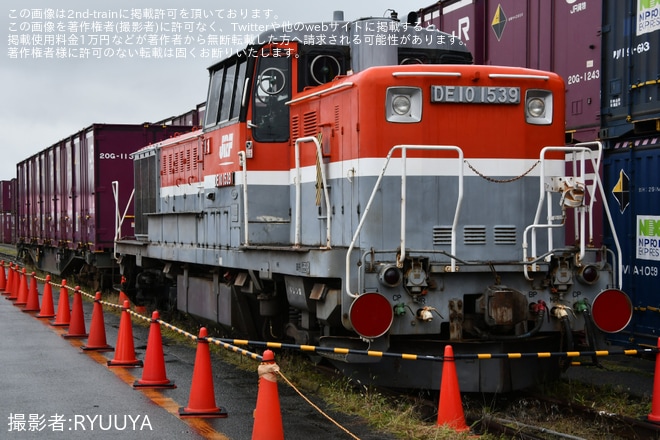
[209,337,659,362]
[24,271,660,363]
[23,271,359,438]
[277,370,361,440]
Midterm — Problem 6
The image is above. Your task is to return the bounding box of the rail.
[345,145,463,298]
[293,136,332,248]
[523,142,623,288]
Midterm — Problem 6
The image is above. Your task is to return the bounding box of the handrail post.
[293,137,332,248]
[345,145,463,298]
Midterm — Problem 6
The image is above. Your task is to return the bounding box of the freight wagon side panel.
[16,163,27,243]
[0,180,12,213]
[604,140,660,347]
[45,147,57,244]
[602,0,660,139]
[1,212,12,245]
[93,124,194,250]
[62,139,75,247]
[94,125,136,249]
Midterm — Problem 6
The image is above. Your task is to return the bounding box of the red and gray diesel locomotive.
[107,11,632,392]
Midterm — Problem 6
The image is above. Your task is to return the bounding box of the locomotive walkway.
[0,271,395,440]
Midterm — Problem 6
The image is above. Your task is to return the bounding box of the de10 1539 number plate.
[431,85,520,104]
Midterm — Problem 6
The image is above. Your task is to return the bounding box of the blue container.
[604,138,660,347]
[601,0,660,140]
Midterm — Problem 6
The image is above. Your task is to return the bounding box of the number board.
[431,85,520,104]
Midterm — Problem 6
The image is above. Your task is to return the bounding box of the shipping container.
[156,102,206,127]
[16,123,194,281]
[0,180,14,213]
[603,138,660,347]
[1,212,14,245]
[419,0,603,141]
[601,0,660,140]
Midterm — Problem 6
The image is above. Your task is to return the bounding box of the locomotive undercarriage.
[116,242,610,392]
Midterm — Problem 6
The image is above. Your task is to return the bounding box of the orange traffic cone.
[0,260,6,292]
[2,263,13,297]
[252,350,284,440]
[63,287,88,338]
[14,268,28,306]
[118,275,130,304]
[82,292,113,351]
[51,279,70,327]
[22,272,41,313]
[179,327,227,418]
[436,345,469,433]
[134,311,175,389]
[107,300,143,367]
[36,275,56,319]
[648,338,660,422]
[119,290,130,306]
[9,264,21,300]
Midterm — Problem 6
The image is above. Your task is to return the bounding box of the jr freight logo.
[638,0,660,36]
[491,5,507,41]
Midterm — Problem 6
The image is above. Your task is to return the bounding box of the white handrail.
[345,145,463,298]
[523,142,622,288]
[112,180,134,259]
[293,136,332,248]
[238,151,249,246]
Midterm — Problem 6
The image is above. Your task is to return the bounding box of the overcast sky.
[1,0,417,181]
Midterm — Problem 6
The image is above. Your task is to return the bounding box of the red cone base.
[436,345,470,433]
[107,300,143,367]
[179,328,227,418]
[81,292,113,352]
[134,311,175,389]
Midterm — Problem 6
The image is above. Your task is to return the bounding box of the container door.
[604,141,660,346]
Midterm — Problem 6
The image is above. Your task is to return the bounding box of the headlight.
[527,97,545,117]
[525,89,553,125]
[576,264,600,285]
[378,264,402,287]
[386,87,422,123]
[392,95,411,115]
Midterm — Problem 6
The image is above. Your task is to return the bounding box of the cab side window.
[252,55,290,142]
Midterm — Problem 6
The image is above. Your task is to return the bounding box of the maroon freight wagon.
[0,179,16,244]
[0,179,14,214]
[419,0,602,143]
[16,123,194,288]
